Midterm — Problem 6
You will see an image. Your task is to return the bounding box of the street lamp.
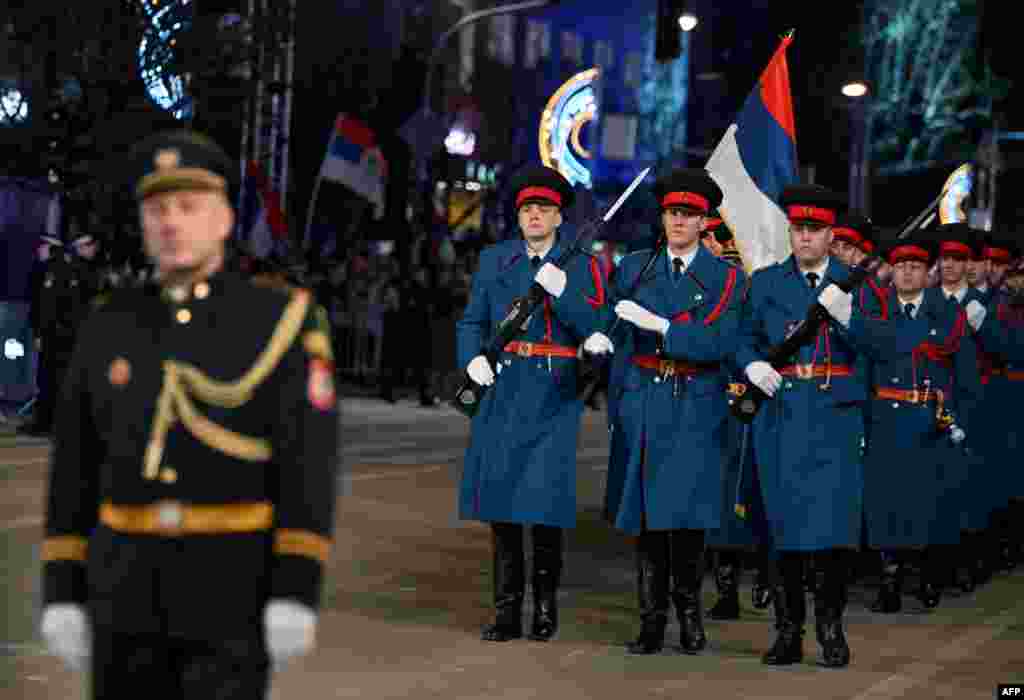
[841,80,869,98]
[842,80,871,214]
[678,12,698,32]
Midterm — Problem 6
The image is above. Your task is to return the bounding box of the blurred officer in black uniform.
[39,130,341,699]
[22,227,101,437]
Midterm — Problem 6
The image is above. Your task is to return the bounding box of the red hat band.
[888,244,931,266]
[786,205,836,226]
[860,240,875,254]
[938,241,971,258]
[516,186,562,208]
[983,246,1012,264]
[832,227,864,246]
[662,191,710,213]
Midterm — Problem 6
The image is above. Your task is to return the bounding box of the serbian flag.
[706,33,797,271]
[319,114,387,219]
[239,160,289,259]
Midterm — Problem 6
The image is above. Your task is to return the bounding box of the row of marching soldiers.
[455,163,1024,668]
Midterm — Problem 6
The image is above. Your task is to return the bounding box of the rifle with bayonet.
[729,164,973,423]
[452,167,652,418]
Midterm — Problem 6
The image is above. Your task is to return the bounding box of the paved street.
[1,397,1022,699]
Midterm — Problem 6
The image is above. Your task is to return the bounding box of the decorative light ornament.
[136,0,193,120]
[0,81,29,126]
[538,68,599,189]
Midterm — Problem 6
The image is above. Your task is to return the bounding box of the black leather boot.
[482,524,525,642]
[870,557,902,613]
[708,556,741,621]
[528,525,563,642]
[627,532,669,655]
[815,551,851,668]
[970,531,993,587]
[670,529,707,654]
[916,548,942,610]
[762,555,805,666]
[752,550,776,610]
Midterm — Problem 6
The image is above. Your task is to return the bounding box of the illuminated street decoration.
[136,0,194,120]
[539,68,599,189]
[0,82,28,126]
[938,163,973,225]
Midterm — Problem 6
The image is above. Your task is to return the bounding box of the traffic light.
[655,0,687,63]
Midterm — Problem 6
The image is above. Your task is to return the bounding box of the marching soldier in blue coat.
[931,223,994,591]
[966,236,1024,570]
[700,213,776,621]
[737,185,866,668]
[844,235,981,614]
[594,169,746,654]
[39,130,340,698]
[456,165,607,643]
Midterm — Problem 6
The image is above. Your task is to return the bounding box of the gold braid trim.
[143,290,310,478]
[172,383,272,462]
[177,290,312,407]
[274,529,332,563]
[41,535,89,562]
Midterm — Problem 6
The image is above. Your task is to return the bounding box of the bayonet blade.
[602,167,651,223]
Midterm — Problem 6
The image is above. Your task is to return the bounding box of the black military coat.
[41,270,340,640]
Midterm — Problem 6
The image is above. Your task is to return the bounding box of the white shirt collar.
[797,257,830,284]
[667,245,699,272]
[525,238,554,261]
[896,291,925,318]
[942,282,968,303]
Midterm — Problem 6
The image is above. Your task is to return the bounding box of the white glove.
[745,361,783,398]
[818,283,853,328]
[534,262,567,298]
[467,355,495,386]
[264,599,317,667]
[41,604,90,671]
[583,332,615,355]
[614,300,670,335]
[966,299,987,332]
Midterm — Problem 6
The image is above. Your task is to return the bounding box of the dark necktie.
[904,303,915,318]
[672,258,683,282]
[806,272,819,289]
[530,256,541,270]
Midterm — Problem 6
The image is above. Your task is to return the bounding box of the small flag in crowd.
[238,159,289,259]
[318,114,388,219]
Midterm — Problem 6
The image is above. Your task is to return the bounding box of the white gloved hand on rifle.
[534,262,567,298]
[467,355,495,386]
[818,283,853,328]
[40,603,90,671]
[965,299,987,332]
[744,361,783,397]
[264,599,317,668]
[583,332,614,355]
[614,300,670,335]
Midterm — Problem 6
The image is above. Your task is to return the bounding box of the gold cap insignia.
[154,148,181,171]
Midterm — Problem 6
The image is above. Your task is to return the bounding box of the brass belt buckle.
[156,500,184,536]
[517,342,533,358]
[796,363,813,380]
[907,389,920,404]
[659,359,675,378]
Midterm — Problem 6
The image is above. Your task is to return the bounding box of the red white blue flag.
[706,34,798,271]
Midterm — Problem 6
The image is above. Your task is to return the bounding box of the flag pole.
[302,116,337,252]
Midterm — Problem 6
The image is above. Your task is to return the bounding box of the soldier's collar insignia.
[155,148,181,171]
